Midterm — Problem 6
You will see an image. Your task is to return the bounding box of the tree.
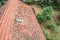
[38,0,60,8]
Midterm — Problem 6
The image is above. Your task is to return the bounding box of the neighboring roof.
[35,0,40,1]
[22,0,40,2]
[0,0,46,40]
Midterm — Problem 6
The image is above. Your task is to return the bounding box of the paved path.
[0,0,46,40]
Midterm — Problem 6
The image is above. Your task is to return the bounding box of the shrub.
[36,7,53,23]
[36,14,47,23]
[47,22,57,31]
[42,7,53,15]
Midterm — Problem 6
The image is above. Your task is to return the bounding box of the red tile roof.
[0,0,46,40]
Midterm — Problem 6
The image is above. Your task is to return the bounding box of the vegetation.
[47,22,57,31]
[35,5,60,40]
[44,31,52,40]
[57,15,60,20]
[36,7,53,23]
[38,0,60,9]
[0,0,5,7]
[38,0,57,5]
